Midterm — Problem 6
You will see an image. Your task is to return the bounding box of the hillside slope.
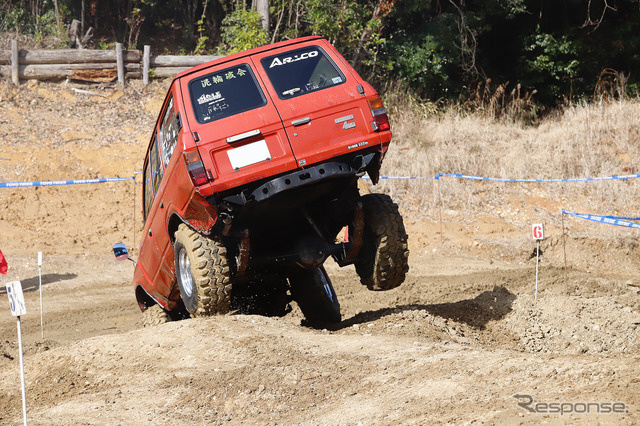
[0,81,639,424]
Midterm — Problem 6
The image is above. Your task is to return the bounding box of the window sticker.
[189,64,266,124]
[261,46,346,100]
[196,91,223,105]
[267,50,319,68]
[160,96,179,168]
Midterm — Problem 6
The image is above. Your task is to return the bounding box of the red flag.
[0,249,7,275]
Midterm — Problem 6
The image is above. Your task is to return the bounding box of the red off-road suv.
[125,36,409,326]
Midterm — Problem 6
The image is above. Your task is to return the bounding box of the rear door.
[251,40,375,168]
[178,58,297,192]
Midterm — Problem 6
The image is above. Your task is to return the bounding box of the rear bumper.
[217,150,379,207]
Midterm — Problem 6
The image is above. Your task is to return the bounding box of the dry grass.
[377,92,640,231]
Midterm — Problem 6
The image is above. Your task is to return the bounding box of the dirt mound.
[1,81,639,424]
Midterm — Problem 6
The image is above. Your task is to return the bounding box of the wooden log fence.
[0,41,222,85]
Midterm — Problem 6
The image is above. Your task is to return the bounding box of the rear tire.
[355,193,410,291]
[290,266,341,326]
[141,304,170,327]
[174,224,232,317]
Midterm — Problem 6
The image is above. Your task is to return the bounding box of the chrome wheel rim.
[178,248,194,298]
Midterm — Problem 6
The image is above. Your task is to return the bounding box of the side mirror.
[112,243,135,264]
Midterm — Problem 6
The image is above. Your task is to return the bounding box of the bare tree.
[53,0,61,35]
[582,0,617,31]
[256,0,270,34]
[448,0,480,77]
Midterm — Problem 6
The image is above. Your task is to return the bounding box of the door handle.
[292,117,311,126]
[226,129,261,143]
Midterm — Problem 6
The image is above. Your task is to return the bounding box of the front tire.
[174,224,232,317]
[141,304,170,327]
[290,266,341,326]
[355,193,410,291]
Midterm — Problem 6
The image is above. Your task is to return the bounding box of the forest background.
[2,0,639,111]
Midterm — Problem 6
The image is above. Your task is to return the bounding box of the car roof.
[175,36,325,80]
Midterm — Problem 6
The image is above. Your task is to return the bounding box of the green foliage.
[304,0,388,74]
[500,0,528,18]
[305,0,362,46]
[195,34,209,54]
[380,3,461,98]
[96,40,117,50]
[523,27,580,101]
[3,0,640,110]
[1,4,29,33]
[194,12,209,54]
[1,1,64,39]
[218,8,268,55]
[37,9,60,39]
[387,32,453,99]
[628,83,640,98]
[378,0,640,106]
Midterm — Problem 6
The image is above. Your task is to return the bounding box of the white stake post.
[38,252,43,339]
[532,224,545,300]
[6,280,28,426]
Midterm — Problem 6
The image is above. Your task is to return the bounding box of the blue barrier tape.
[0,177,133,188]
[3,172,640,188]
[366,173,640,182]
[562,210,640,229]
[599,215,640,221]
[439,173,640,183]
[376,176,438,180]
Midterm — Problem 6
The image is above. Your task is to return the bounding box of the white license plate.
[227,140,271,170]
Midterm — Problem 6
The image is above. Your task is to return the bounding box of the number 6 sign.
[532,223,545,240]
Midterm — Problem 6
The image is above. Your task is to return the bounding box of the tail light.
[368,96,390,132]
[184,149,209,186]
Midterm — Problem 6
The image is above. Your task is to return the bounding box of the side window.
[143,132,166,222]
[150,134,163,196]
[159,95,179,168]
[143,161,153,220]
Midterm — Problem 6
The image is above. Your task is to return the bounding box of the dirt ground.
[1,81,639,425]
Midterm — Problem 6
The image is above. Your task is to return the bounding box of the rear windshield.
[189,64,266,124]
[261,46,346,100]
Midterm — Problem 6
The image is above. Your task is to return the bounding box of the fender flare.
[135,284,165,312]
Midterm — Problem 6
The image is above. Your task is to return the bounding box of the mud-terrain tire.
[141,304,171,327]
[290,266,341,326]
[355,193,410,291]
[174,224,232,317]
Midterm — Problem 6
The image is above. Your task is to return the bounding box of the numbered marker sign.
[532,223,545,240]
[6,281,27,316]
